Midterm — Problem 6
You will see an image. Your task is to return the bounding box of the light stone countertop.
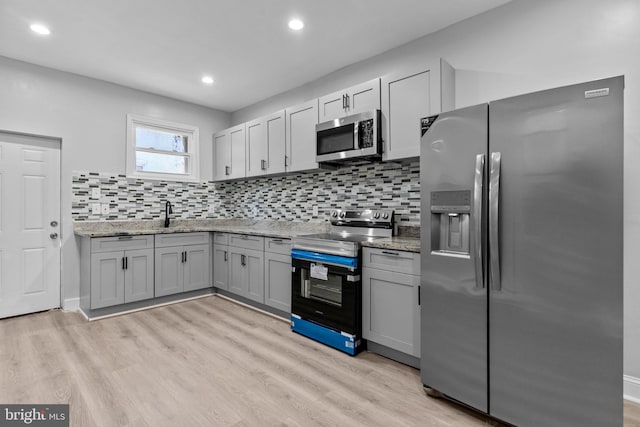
[361,236,420,253]
[73,219,331,239]
[74,219,421,252]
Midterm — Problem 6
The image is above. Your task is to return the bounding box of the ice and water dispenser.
[430,190,471,256]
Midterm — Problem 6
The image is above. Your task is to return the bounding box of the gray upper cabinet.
[87,235,154,309]
[155,232,211,297]
[264,238,292,313]
[381,58,455,161]
[285,99,319,173]
[245,110,286,177]
[362,247,421,358]
[318,78,381,121]
[213,123,246,181]
[212,130,229,181]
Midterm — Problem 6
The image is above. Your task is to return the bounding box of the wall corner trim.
[624,375,640,404]
[62,297,80,312]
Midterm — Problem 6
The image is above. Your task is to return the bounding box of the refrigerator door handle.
[474,154,485,289]
[489,151,502,291]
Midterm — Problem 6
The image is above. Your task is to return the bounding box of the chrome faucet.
[164,201,173,228]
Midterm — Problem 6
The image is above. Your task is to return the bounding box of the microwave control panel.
[359,119,374,148]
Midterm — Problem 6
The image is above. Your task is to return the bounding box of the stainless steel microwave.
[315,110,382,164]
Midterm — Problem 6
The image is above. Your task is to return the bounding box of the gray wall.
[0,55,230,310]
[231,0,640,393]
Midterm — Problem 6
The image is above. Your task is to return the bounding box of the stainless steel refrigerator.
[419,76,623,427]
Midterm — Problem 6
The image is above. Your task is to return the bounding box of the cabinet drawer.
[213,232,230,245]
[265,237,291,255]
[155,232,210,248]
[228,234,264,251]
[91,235,154,253]
[363,247,420,275]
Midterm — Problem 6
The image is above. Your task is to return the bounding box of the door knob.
[49,233,58,239]
[50,220,58,227]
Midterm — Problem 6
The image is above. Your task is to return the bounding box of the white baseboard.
[62,297,80,312]
[624,375,640,404]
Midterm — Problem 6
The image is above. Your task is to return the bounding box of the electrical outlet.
[91,188,100,199]
[312,205,319,216]
[208,204,215,214]
[101,204,110,215]
[91,203,100,215]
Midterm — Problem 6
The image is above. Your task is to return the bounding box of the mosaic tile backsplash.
[72,160,420,225]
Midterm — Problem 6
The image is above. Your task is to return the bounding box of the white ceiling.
[0,0,511,112]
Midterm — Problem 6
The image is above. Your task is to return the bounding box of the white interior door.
[0,132,61,319]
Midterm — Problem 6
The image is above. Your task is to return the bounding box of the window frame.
[126,114,200,182]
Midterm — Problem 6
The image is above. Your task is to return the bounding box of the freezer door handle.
[474,154,485,289]
[489,151,502,291]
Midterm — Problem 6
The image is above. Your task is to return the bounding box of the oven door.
[291,250,361,335]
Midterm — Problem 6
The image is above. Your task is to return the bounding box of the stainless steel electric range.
[290,209,394,355]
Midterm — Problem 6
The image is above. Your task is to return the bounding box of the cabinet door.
[213,244,229,290]
[155,246,184,297]
[347,78,380,115]
[381,68,431,161]
[265,110,286,175]
[245,118,266,178]
[362,267,421,357]
[285,100,319,173]
[318,89,348,121]
[245,248,265,304]
[228,124,246,180]
[228,249,247,297]
[90,251,125,309]
[124,248,154,303]
[184,244,211,292]
[264,252,291,312]
[212,130,230,181]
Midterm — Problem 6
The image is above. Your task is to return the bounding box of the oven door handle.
[291,249,358,269]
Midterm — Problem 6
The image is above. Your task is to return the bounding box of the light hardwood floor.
[1,295,639,426]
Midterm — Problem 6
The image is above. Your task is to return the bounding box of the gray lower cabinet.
[213,243,229,290]
[85,235,154,309]
[362,247,421,358]
[226,234,265,303]
[155,232,211,297]
[264,238,292,313]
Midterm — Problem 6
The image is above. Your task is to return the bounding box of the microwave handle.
[353,121,359,149]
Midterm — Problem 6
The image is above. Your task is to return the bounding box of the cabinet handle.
[184,251,187,263]
[381,250,400,256]
[181,251,185,263]
[241,254,246,266]
[224,251,228,262]
[342,94,346,109]
[345,93,350,110]
[271,239,283,243]
[285,156,289,167]
[122,257,125,270]
[261,159,267,170]
[125,257,128,270]
[418,285,421,306]
[225,166,231,176]
[117,236,133,240]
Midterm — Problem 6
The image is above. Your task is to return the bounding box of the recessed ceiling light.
[201,76,214,85]
[30,23,51,36]
[288,19,304,31]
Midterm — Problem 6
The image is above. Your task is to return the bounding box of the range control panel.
[330,209,394,228]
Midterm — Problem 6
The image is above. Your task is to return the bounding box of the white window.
[126,114,200,181]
